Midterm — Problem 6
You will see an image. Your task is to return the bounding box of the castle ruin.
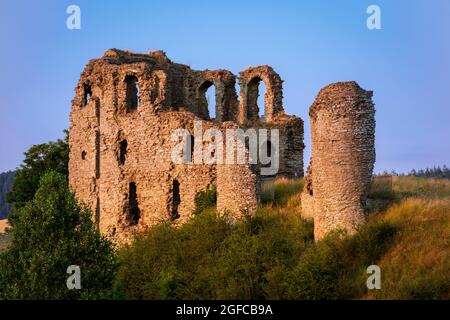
[69,49,304,243]
[301,82,376,240]
[69,50,375,243]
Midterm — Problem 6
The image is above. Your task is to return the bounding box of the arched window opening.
[171,179,181,221]
[83,84,92,106]
[257,81,266,119]
[198,80,216,120]
[246,77,266,121]
[81,150,87,160]
[206,85,216,119]
[125,75,140,112]
[127,182,140,225]
[235,81,241,100]
[119,140,128,165]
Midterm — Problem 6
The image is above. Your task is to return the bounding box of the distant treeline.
[0,171,15,219]
[376,165,450,179]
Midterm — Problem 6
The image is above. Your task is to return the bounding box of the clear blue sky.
[0,0,449,173]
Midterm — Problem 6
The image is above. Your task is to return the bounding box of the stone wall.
[301,81,376,240]
[194,70,239,123]
[69,49,304,243]
[238,66,284,123]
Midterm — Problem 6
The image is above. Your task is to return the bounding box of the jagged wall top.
[309,81,374,119]
[74,48,296,125]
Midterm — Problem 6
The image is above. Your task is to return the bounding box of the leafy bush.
[285,232,349,299]
[117,208,313,299]
[193,185,217,215]
[284,219,397,300]
[117,208,399,300]
[350,219,397,265]
[117,209,232,299]
[0,172,119,299]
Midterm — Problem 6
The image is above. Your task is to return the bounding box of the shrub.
[115,178,450,300]
[193,185,217,215]
[205,208,313,299]
[117,200,405,300]
[350,219,397,265]
[284,219,397,300]
[117,210,232,299]
[400,275,449,300]
[0,172,118,299]
[117,208,314,299]
[285,232,349,299]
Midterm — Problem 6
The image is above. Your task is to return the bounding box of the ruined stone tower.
[69,49,304,243]
[301,82,375,240]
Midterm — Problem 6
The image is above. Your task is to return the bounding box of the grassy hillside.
[366,197,449,299]
[117,176,450,300]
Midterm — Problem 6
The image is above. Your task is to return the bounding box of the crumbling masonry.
[69,50,375,243]
[301,82,376,240]
[69,49,304,243]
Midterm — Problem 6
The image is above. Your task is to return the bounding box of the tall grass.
[392,176,450,198]
[366,198,450,299]
[370,176,450,199]
[262,178,303,209]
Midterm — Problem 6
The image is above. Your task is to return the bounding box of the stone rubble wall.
[238,66,284,123]
[69,49,304,243]
[301,81,376,240]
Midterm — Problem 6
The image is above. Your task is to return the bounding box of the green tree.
[0,171,118,299]
[7,131,69,209]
